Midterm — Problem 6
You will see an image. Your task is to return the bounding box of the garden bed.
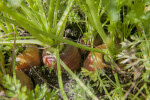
[0,0,150,99]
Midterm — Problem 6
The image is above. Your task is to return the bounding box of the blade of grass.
[8,37,36,40]
[20,3,40,27]
[55,0,74,37]
[144,83,150,97]
[86,0,107,43]
[133,85,146,100]
[133,84,144,99]
[47,0,55,32]
[56,46,68,100]
[0,16,54,46]
[0,3,40,30]
[0,32,15,39]
[53,0,60,28]
[96,0,100,9]
[26,0,34,10]
[1,36,35,40]
[3,14,13,33]
[0,20,8,34]
[35,0,48,31]
[0,39,43,45]
[20,4,47,32]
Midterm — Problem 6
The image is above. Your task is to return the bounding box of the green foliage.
[81,68,98,82]
[2,75,59,100]
[2,75,21,98]
[0,0,150,99]
[65,73,95,100]
[81,68,112,93]
[0,0,75,47]
[82,32,94,45]
[124,0,150,34]
[117,34,149,71]
[117,34,150,99]
[7,0,23,8]
[60,60,99,100]
[68,11,80,24]
[102,0,119,22]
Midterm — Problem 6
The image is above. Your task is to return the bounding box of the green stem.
[55,0,74,37]
[37,29,106,54]
[86,0,107,43]
[34,28,106,54]
[11,33,16,76]
[0,39,42,45]
[0,50,6,75]
[114,73,123,98]
[56,46,68,100]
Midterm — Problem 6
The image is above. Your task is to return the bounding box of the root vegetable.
[83,44,110,71]
[43,45,82,71]
[16,45,41,73]
[16,70,33,90]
